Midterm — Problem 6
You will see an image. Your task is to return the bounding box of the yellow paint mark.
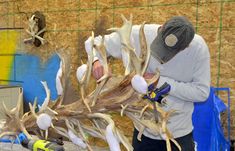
[0,30,19,85]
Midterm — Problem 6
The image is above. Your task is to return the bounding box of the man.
[85,16,210,151]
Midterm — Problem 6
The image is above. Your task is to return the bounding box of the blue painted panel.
[10,54,60,105]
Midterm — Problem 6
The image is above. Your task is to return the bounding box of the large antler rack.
[0,15,181,151]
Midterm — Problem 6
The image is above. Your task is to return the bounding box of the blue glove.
[143,82,171,103]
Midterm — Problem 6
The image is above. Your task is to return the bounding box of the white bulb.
[131,74,148,94]
[105,124,121,151]
[36,113,52,130]
[76,64,87,82]
[68,130,87,149]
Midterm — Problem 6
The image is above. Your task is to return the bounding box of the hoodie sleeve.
[157,43,211,102]
[84,32,123,62]
[84,24,160,64]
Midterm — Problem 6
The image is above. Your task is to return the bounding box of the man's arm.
[157,48,210,102]
[85,24,160,64]
[84,24,160,80]
[85,32,125,80]
[85,33,123,61]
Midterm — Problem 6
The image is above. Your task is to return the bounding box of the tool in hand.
[143,82,171,123]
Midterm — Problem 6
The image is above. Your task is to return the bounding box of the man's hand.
[92,60,104,80]
[143,72,155,79]
[143,82,171,104]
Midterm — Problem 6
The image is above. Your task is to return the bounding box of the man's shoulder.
[131,24,161,41]
[132,24,161,32]
[192,34,208,48]
[190,34,210,59]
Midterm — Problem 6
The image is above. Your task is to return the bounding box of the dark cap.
[150,16,195,63]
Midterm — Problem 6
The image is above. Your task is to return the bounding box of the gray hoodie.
[85,24,211,139]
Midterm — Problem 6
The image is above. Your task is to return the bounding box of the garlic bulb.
[131,74,148,94]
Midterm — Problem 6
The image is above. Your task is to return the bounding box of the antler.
[2,88,23,117]
[1,15,180,151]
[139,22,151,75]
[27,82,57,140]
[91,36,110,106]
[38,81,50,112]
[76,31,95,112]
[24,13,46,45]
[0,88,32,139]
[108,14,133,75]
[54,47,71,106]
[88,113,133,151]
